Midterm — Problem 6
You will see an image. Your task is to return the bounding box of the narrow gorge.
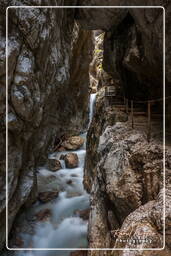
[0,1,171,256]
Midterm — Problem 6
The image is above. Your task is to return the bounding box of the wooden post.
[147,101,151,142]
[131,100,134,128]
[126,99,129,114]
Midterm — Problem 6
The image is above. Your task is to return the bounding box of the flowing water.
[15,93,96,256]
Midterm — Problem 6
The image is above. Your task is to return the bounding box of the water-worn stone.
[62,136,84,150]
[75,208,90,220]
[64,153,79,169]
[35,209,51,222]
[66,179,73,185]
[38,191,59,203]
[14,237,24,248]
[48,159,62,171]
[60,154,65,160]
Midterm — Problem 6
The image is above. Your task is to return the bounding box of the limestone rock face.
[76,0,127,30]
[84,88,128,192]
[78,3,171,253]
[113,190,171,253]
[0,1,93,248]
[86,121,171,253]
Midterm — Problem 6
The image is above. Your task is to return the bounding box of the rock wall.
[76,1,171,255]
[0,1,93,248]
[86,116,171,254]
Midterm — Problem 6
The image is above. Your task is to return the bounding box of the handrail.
[123,95,171,104]
[105,91,171,142]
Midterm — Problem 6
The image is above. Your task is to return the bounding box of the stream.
[15,93,96,256]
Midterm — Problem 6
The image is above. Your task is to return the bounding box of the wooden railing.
[123,96,166,142]
[105,87,171,142]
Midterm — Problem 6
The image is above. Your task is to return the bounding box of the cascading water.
[88,93,96,127]
[15,93,96,256]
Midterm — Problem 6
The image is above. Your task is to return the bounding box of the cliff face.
[77,1,171,254]
[0,1,93,248]
[86,117,171,253]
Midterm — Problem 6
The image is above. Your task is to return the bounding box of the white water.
[88,93,96,127]
[15,93,96,256]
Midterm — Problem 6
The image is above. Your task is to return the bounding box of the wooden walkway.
[105,86,171,143]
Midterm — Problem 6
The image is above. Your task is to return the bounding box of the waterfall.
[88,93,97,128]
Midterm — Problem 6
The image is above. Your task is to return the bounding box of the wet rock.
[62,136,84,150]
[57,146,66,152]
[38,191,58,203]
[48,159,62,171]
[14,237,24,248]
[66,179,73,185]
[91,87,97,94]
[37,172,60,194]
[60,154,65,160]
[35,209,51,222]
[64,153,79,169]
[75,208,90,220]
[70,174,79,177]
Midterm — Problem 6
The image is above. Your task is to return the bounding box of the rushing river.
[15,93,96,256]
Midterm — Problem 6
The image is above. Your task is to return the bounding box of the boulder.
[62,136,84,150]
[38,191,59,203]
[71,174,79,177]
[48,159,62,171]
[64,153,79,168]
[66,179,73,185]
